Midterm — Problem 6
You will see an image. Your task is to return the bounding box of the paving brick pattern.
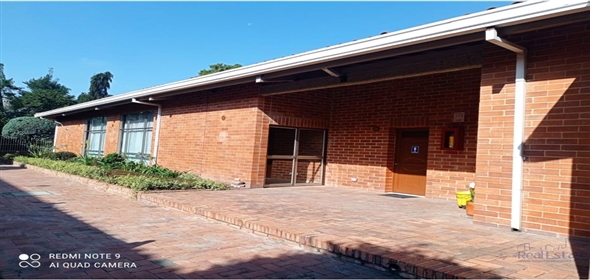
[3,165,590,279]
[0,166,397,279]
[141,186,590,279]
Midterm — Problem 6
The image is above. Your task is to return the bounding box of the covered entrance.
[393,129,429,196]
[264,127,326,187]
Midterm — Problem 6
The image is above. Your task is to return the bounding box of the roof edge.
[35,0,590,118]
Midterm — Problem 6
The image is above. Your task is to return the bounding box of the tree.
[8,69,75,116]
[77,92,94,103]
[76,71,114,104]
[0,63,19,111]
[2,116,55,140]
[88,71,114,100]
[198,63,242,76]
[0,63,20,128]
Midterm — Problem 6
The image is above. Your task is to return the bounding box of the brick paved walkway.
[0,166,397,279]
[3,165,590,279]
[141,186,590,279]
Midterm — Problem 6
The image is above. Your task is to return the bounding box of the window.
[85,117,107,157]
[120,112,153,161]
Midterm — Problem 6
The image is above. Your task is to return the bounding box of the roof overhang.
[35,0,590,119]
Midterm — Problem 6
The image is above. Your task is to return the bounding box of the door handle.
[394,163,399,166]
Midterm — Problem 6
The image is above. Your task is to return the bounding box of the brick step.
[136,193,501,279]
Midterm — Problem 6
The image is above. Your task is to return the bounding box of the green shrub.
[139,165,181,178]
[98,153,126,170]
[120,161,181,178]
[112,175,229,191]
[178,173,200,180]
[101,153,126,164]
[189,177,230,190]
[15,156,109,180]
[28,150,44,158]
[45,151,77,161]
[29,146,52,158]
[2,153,17,160]
[112,175,181,191]
[14,156,231,191]
[121,161,145,173]
[73,155,99,166]
[2,117,55,140]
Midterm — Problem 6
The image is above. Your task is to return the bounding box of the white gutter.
[131,98,162,166]
[485,28,527,231]
[34,0,589,118]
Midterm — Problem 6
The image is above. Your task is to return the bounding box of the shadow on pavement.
[0,167,396,279]
[0,175,155,278]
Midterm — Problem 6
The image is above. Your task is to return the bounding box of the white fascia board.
[35,0,590,118]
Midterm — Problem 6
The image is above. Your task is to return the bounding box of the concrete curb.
[15,162,501,279]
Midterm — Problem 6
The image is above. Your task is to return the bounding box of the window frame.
[84,117,107,157]
[119,111,154,162]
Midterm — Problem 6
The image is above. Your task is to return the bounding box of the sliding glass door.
[264,127,326,187]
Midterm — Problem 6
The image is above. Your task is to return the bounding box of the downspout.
[131,98,162,165]
[53,121,63,152]
[485,28,527,231]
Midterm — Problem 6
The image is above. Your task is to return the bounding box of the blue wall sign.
[411,146,419,153]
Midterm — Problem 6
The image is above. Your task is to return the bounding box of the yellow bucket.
[456,191,471,208]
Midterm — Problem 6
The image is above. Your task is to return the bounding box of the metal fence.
[0,137,54,156]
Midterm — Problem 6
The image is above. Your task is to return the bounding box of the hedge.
[2,117,55,140]
[14,156,230,191]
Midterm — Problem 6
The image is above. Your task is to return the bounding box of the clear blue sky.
[1,1,509,98]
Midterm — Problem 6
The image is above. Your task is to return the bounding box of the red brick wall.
[324,69,481,195]
[156,84,264,186]
[55,87,263,187]
[261,69,480,196]
[50,20,588,239]
[263,91,331,129]
[104,114,121,155]
[475,21,590,238]
[55,120,85,155]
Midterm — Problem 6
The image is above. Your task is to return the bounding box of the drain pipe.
[131,98,162,165]
[53,121,63,152]
[485,28,527,231]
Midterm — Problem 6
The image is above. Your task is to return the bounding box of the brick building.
[36,1,590,238]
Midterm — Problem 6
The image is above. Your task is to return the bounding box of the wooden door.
[393,129,429,196]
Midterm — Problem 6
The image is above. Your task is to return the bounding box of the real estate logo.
[497,239,590,263]
[19,254,41,268]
